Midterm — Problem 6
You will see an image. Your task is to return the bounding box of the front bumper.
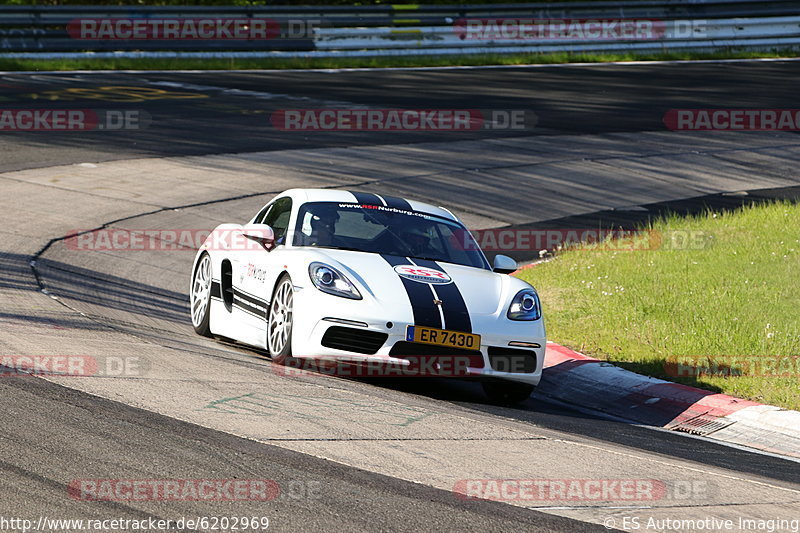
[292,309,545,386]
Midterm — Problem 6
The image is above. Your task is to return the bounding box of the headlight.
[507,289,541,321]
[308,262,362,300]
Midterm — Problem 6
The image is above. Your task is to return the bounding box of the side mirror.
[241,224,275,250]
[493,254,518,274]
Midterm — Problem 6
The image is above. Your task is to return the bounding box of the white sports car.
[189,189,545,403]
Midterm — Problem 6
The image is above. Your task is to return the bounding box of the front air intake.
[390,341,485,369]
[321,326,387,355]
[487,347,537,373]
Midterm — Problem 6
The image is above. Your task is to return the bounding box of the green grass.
[1,49,798,72]
[517,201,800,410]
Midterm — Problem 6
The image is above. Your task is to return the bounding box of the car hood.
[305,249,510,316]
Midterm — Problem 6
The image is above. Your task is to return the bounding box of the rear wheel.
[190,253,213,337]
[482,380,534,405]
[268,274,294,365]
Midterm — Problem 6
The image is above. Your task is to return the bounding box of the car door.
[236,196,294,348]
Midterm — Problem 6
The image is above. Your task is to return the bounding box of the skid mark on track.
[149,80,366,108]
[203,392,433,427]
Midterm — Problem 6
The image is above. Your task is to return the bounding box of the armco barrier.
[0,1,798,58]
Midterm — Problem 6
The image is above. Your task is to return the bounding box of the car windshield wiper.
[407,255,447,263]
[312,245,369,253]
[408,256,483,269]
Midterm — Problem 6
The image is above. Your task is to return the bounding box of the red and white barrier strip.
[539,342,800,459]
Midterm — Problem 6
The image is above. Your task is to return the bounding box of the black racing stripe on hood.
[412,259,472,333]
[349,191,382,206]
[381,254,442,329]
[379,195,413,211]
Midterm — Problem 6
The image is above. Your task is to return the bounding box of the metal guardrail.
[0,1,798,58]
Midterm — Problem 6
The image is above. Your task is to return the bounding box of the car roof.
[283,189,459,222]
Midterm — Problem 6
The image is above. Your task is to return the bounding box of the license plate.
[406,325,481,349]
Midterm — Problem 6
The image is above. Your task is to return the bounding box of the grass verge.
[516,200,800,410]
[1,49,798,71]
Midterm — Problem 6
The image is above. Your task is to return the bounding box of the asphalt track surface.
[0,376,581,532]
[1,61,799,171]
[2,63,800,532]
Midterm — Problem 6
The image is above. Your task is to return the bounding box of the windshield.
[293,202,490,270]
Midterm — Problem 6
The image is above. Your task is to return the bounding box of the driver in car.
[401,225,433,257]
[308,205,340,247]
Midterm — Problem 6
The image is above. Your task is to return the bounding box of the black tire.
[482,380,535,405]
[267,274,294,365]
[190,252,213,337]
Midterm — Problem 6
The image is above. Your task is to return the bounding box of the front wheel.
[268,274,294,365]
[190,253,213,337]
[482,380,535,405]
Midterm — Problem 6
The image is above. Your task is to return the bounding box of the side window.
[262,197,293,245]
[254,204,272,224]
